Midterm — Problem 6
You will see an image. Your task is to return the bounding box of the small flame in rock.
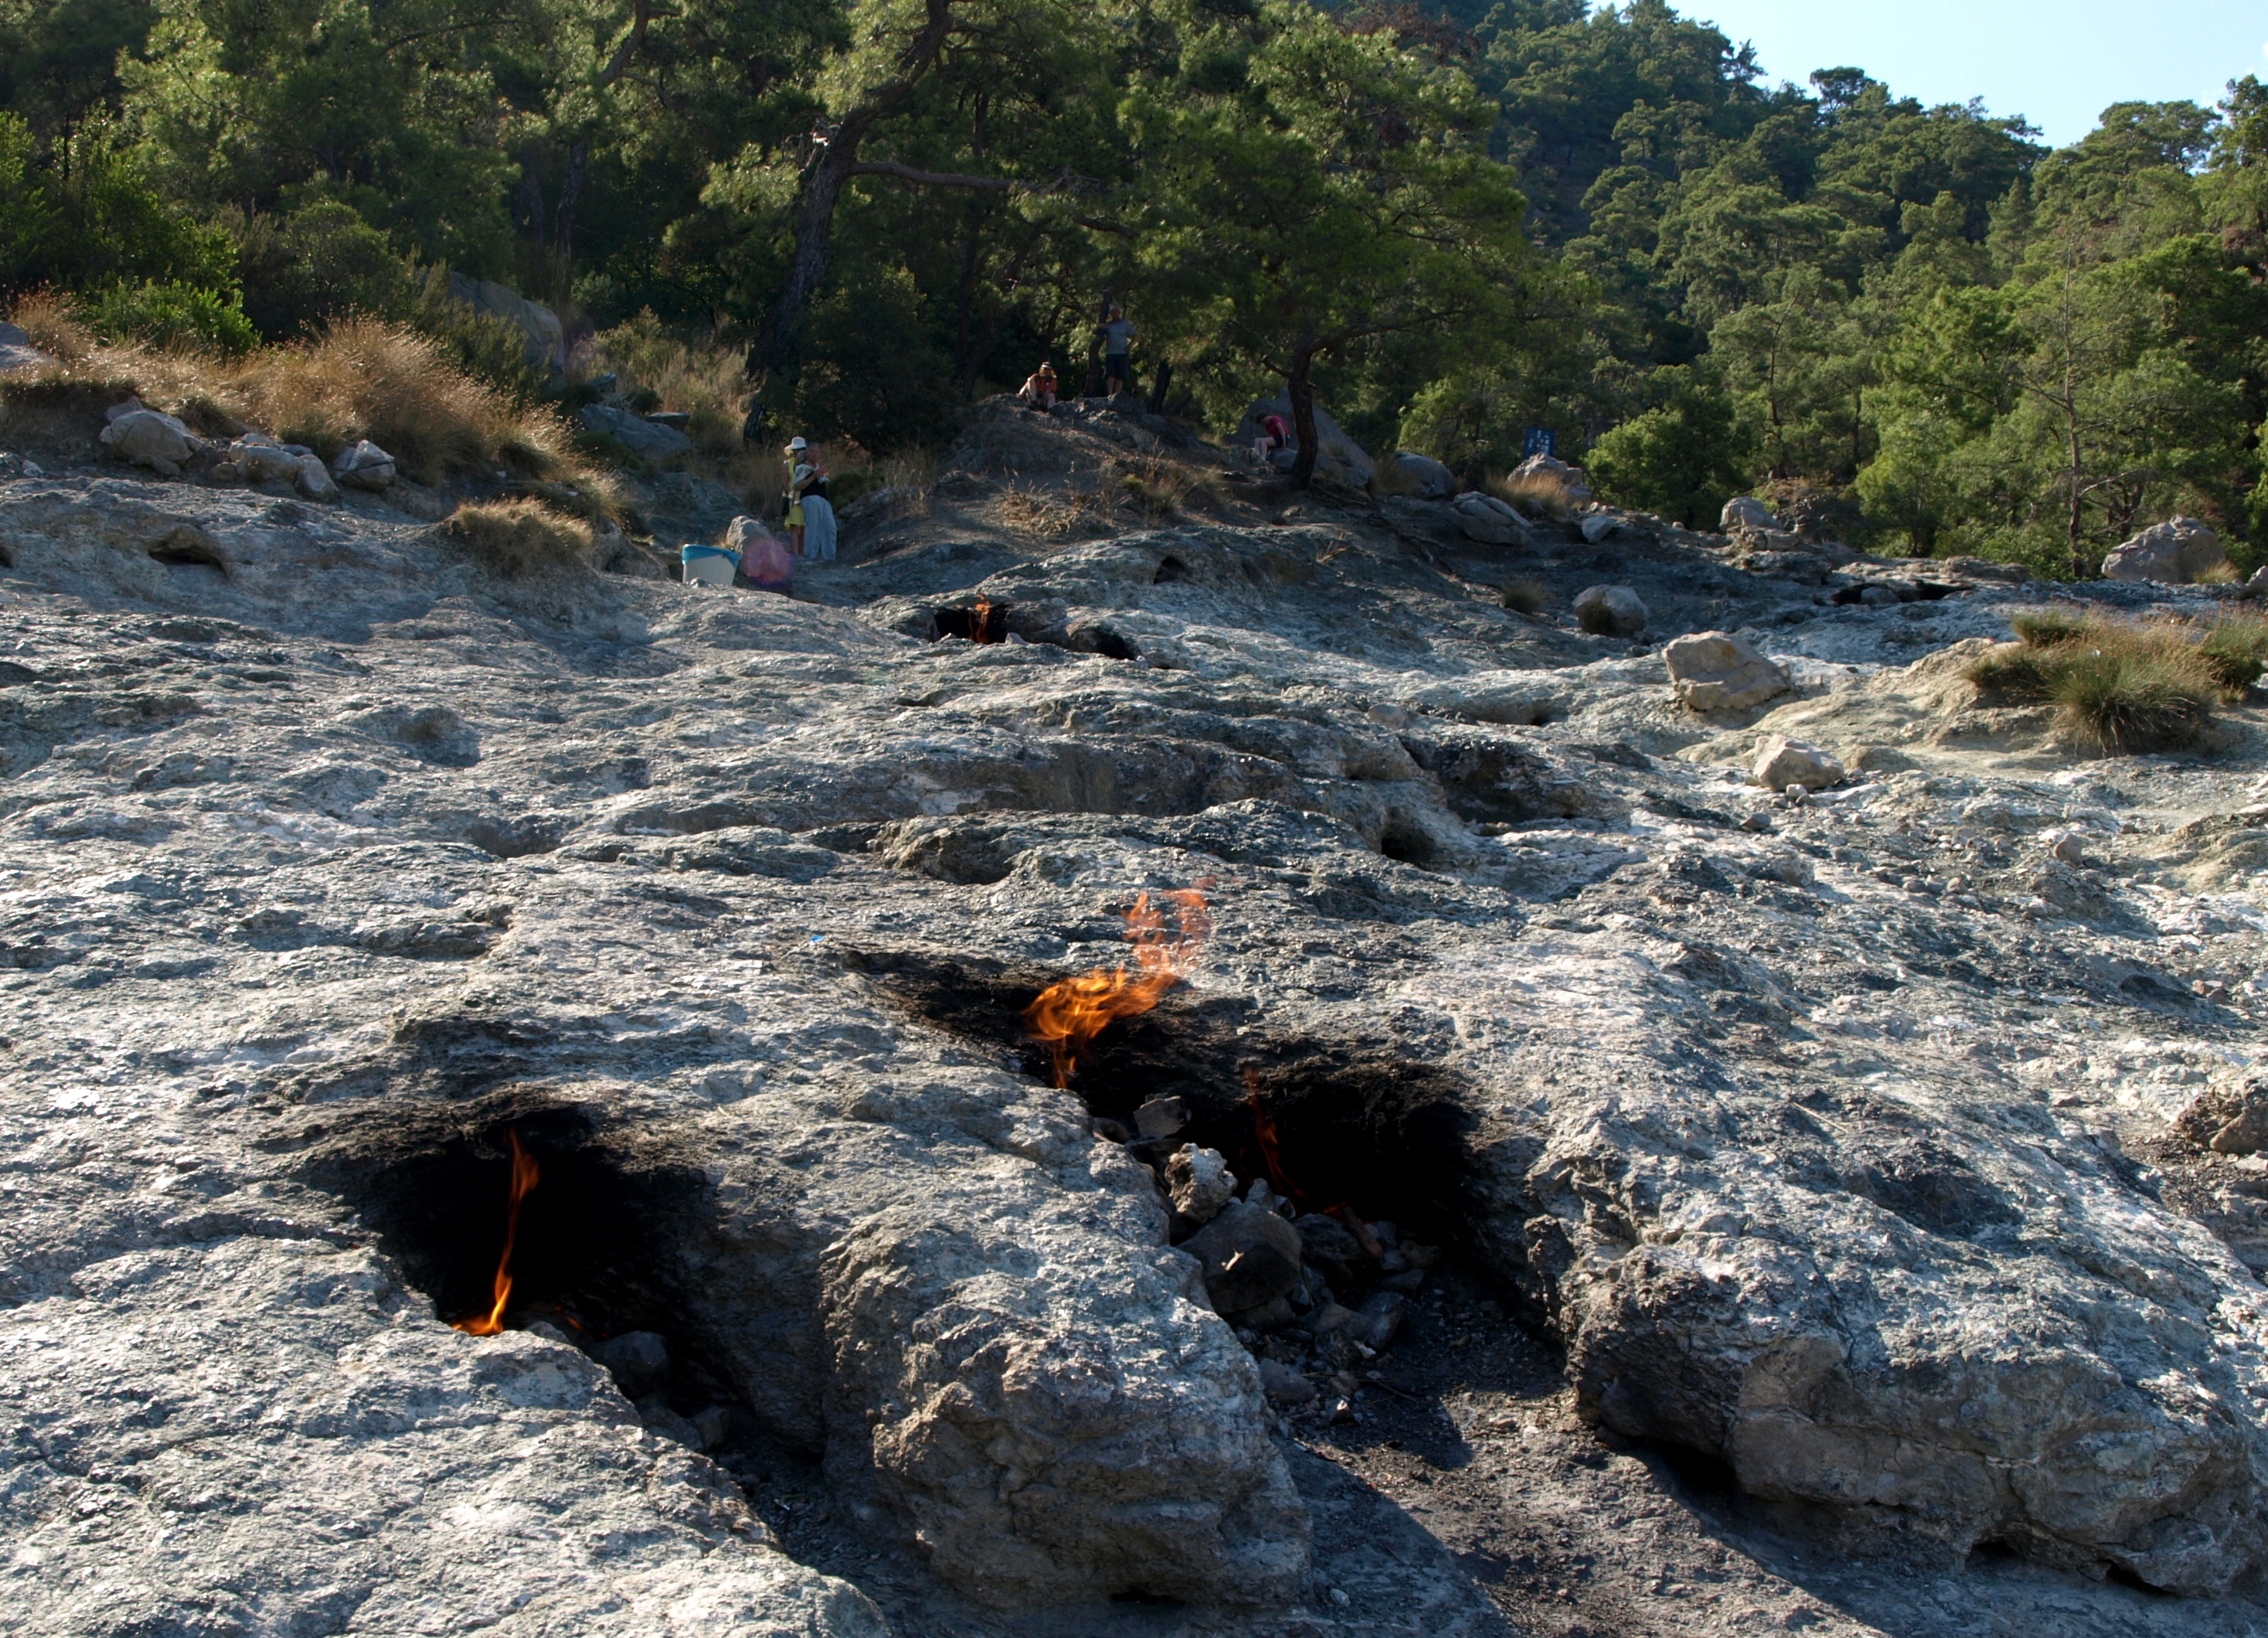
[1023,889,1211,1087]
[1245,1066,1295,1195]
[453,1128,538,1337]
[972,598,1001,643]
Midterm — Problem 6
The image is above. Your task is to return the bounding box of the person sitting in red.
[1018,361,1059,410]
[1253,411,1290,461]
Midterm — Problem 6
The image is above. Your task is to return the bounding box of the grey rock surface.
[97,407,200,477]
[1665,628,1793,710]
[8,401,2268,1636]
[1452,490,1530,545]
[1575,583,1649,636]
[1390,451,1458,499]
[332,438,398,490]
[2102,517,2228,584]
[579,403,696,462]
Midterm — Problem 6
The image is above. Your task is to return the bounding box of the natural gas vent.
[147,526,231,577]
[288,1091,756,1450]
[839,944,1480,1241]
[932,600,1007,643]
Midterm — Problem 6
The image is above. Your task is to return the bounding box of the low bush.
[86,281,258,356]
[1965,611,2222,754]
[2199,611,2268,694]
[1500,577,1548,615]
[441,499,596,578]
[1492,470,1576,519]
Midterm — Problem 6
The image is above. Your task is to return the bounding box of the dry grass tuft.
[1369,456,1425,498]
[2196,560,2242,584]
[2198,610,2268,694]
[993,482,1104,539]
[441,499,597,579]
[4,298,587,492]
[1500,577,1549,615]
[1967,610,2222,754]
[1119,459,1200,523]
[1492,471,1576,519]
[587,313,765,489]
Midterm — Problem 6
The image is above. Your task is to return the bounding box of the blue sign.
[1523,426,1556,458]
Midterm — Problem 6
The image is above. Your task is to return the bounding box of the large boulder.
[1753,734,1844,792]
[578,404,694,463]
[1388,451,1457,499]
[1236,395,1373,487]
[1664,630,1792,712]
[444,272,567,372]
[97,405,200,478]
[1574,584,1648,637]
[1721,495,1778,533]
[331,439,398,491]
[2101,517,2227,584]
[1452,491,1531,546]
[1510,451,1591,503]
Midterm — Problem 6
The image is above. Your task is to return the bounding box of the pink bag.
[725,515,795,592]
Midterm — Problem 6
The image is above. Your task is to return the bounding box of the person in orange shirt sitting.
[1018,361,1059,410]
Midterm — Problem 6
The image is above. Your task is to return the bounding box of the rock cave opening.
[291,1091,755,1447]
[931,601,1007,643]
[147,530,230,577]
[841,946,1495,1346]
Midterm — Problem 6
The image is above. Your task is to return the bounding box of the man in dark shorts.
[1101,305,1136,396]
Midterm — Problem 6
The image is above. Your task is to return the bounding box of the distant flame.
[453,1128,538,1337]
[1245,1066,1294,1195]
[1023,889,1211,1087]
[972,598,1002,643]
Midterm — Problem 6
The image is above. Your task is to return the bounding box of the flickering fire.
[1023,889,1211,1087]
[972,598,1001,643]
[453,1128,538,1337]
[1245,1066,1295,1195]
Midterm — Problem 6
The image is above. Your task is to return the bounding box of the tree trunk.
[554,138,589,276]
[519,143,547,248]
[1081,298,1107,397]
[1146,357,1173,417]
[1287,342,1320,489]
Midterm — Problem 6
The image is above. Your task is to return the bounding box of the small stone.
[1165,1143,1238,1224]
[295,455,340,502]
[1754,735,1844,793]
[1573,584,1649,637]
[331,438,398,491]
[1329,1587,1351,1608]
[1329,1397,1357,1425]
[1182,1198,1303,1313]
[690,1405,732,1449]
[1134,1095,1188,1140]
[590,1330,672,1397]
[2043,828,2086,865]
[1353,1292,1408,1350]
[1257,1359,1318,1405]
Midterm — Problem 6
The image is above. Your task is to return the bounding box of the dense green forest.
[2,0,2266,576]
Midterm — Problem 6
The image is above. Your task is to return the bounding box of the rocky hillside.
[5,393,2268,1638]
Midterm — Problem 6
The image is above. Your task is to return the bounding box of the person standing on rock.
[1100,305,1136,398]
[781,437,809,556]
[796,445,836,563]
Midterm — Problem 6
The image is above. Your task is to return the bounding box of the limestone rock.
[1510,451,1591,502]
[97,407,199,477]
[2102,517,2227,584]
[1452,490,1530,546]
[1182,1198,1304,1315]
[1574,584,1648,637]
[1237,395,1374,487]
[210,434,304,485]
[443,271,567,371]
[295,454,340,502]
[1722,495,1778,533]
[0,319,55,373]
[331,438,398,490]
[1167,1143,1239,1224]
[2178,1076,2268,1156]
[1664,630,1792,711]
[579,404,694,462]
[1388,451,1457,499]
[1752,734,1844,792]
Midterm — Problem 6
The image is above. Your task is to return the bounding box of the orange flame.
[1245,1066,1295,1195]
[1023,889,1211,1087]
[972,598,1001,643]
[453,1128,539,1337]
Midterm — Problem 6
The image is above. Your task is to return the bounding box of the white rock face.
[1722,495,1778,533]
[1664,629,1792,711]
[2102,517,2227,584]
[1575,584,1649,636]
[97,407,200,476]
[1752,734,1844,791]
[8,434,2268,1629]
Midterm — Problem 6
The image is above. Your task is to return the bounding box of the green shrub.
[2009,606,2096,648]
[2199,612,2268,695]
[1965,611,2220,754]
[86,280,257,355]
[1500,577,1548,615]
[1587,368,1752,529]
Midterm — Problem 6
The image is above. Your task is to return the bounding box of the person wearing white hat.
[781,437,809,556]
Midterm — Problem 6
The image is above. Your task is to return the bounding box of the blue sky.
[1676,1,2266,147]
